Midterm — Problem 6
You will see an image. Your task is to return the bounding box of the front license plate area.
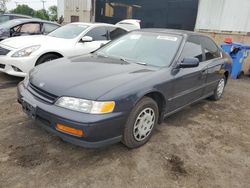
[22,100,36,119]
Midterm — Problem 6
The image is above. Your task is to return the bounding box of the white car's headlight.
[55,97,115,114]
[12,45,41,57]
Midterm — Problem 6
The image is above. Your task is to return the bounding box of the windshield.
[96,32,182,67]
[48,24,89,39]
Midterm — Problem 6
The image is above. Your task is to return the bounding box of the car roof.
[1,13,32,18]
[69,22,116,27]
[137,28,208,38]
[7,18,60,25]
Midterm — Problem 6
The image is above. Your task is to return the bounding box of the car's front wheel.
[122,97,159,148]
[210,76,226,101]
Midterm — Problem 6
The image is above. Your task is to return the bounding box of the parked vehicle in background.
[0,20,140,77]
[0,19,60,41]
[0,13,32,24]
[17,29,230,149]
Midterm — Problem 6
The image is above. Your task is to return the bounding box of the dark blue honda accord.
[17,29,230,148]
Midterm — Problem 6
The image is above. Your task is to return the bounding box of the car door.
[199,36,225,95]
[168,35,207,111]
[73,26,108,56]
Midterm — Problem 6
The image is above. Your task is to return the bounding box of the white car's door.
[72,26,109,57]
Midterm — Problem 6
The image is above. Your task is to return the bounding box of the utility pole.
[41,0,46,10]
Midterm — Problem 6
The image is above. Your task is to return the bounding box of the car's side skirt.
[163,91,214,119]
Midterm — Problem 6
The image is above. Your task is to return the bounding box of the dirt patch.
[1,73,250,188]
[167,154,187,176]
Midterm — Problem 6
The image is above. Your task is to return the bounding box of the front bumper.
[17,82,128,148]
[0,55,37,77]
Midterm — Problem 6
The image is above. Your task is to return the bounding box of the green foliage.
[48,5,57,21]
[10,4,34,16]
[9,4,57,21]
[33,9,49,20]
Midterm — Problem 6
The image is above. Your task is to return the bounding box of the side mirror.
[179,57,199,68]
[81,36,93,42]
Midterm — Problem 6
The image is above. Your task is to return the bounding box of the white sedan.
[0,19,140,77]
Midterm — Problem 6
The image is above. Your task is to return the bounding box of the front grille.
[0,63,5,69]
[28,82,58,104]
[0,46,10,55]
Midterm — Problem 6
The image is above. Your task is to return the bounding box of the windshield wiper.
[120,58,147,66]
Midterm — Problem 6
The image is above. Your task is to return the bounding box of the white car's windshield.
[48,24,89,39]
[96,32,182,67]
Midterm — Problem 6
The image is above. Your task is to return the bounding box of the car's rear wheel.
[122,97,159,148]
[210,76,226,101]
[36,54,61,66]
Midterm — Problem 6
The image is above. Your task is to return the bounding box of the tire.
[122,97,159,149]
[36,54,61,66]
[210,76,226,101]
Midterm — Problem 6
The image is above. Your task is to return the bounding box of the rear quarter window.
[43,23,59,34]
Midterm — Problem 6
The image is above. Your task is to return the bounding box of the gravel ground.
[0,73,250,188]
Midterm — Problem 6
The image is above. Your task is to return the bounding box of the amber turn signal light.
[56,123,84,137]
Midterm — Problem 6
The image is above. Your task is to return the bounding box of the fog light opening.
[56,123,84,137]
[11,66,22,72]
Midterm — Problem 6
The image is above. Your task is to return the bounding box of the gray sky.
[6,0,57,11]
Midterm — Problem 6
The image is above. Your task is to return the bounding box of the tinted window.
[85,27,107,41]
[43,23,59,34]
[200,36,221,60]
[97,32,182,67]
[20,23,40,33]
[107,27,127,40]
[180,36,203,62]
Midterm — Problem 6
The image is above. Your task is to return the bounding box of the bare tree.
[0,0,9,13]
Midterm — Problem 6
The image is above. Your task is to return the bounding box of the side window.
[43,23,59,34]
[107,27,127,40]
[20,23,41,33]
[180,36,203,62]
[85,27,107,41]
[200,36,221,61]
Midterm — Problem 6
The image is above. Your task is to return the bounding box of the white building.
[57,0,94,23]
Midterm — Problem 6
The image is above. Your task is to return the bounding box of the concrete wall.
[57,0,65,19]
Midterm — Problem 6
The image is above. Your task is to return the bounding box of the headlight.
[55,97,115,114]
[12,45,41,57]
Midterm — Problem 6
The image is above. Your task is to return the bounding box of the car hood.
[0,35,70,49]
[29,55,157,100]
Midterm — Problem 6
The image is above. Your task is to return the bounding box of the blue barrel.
[221,42,250,79]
